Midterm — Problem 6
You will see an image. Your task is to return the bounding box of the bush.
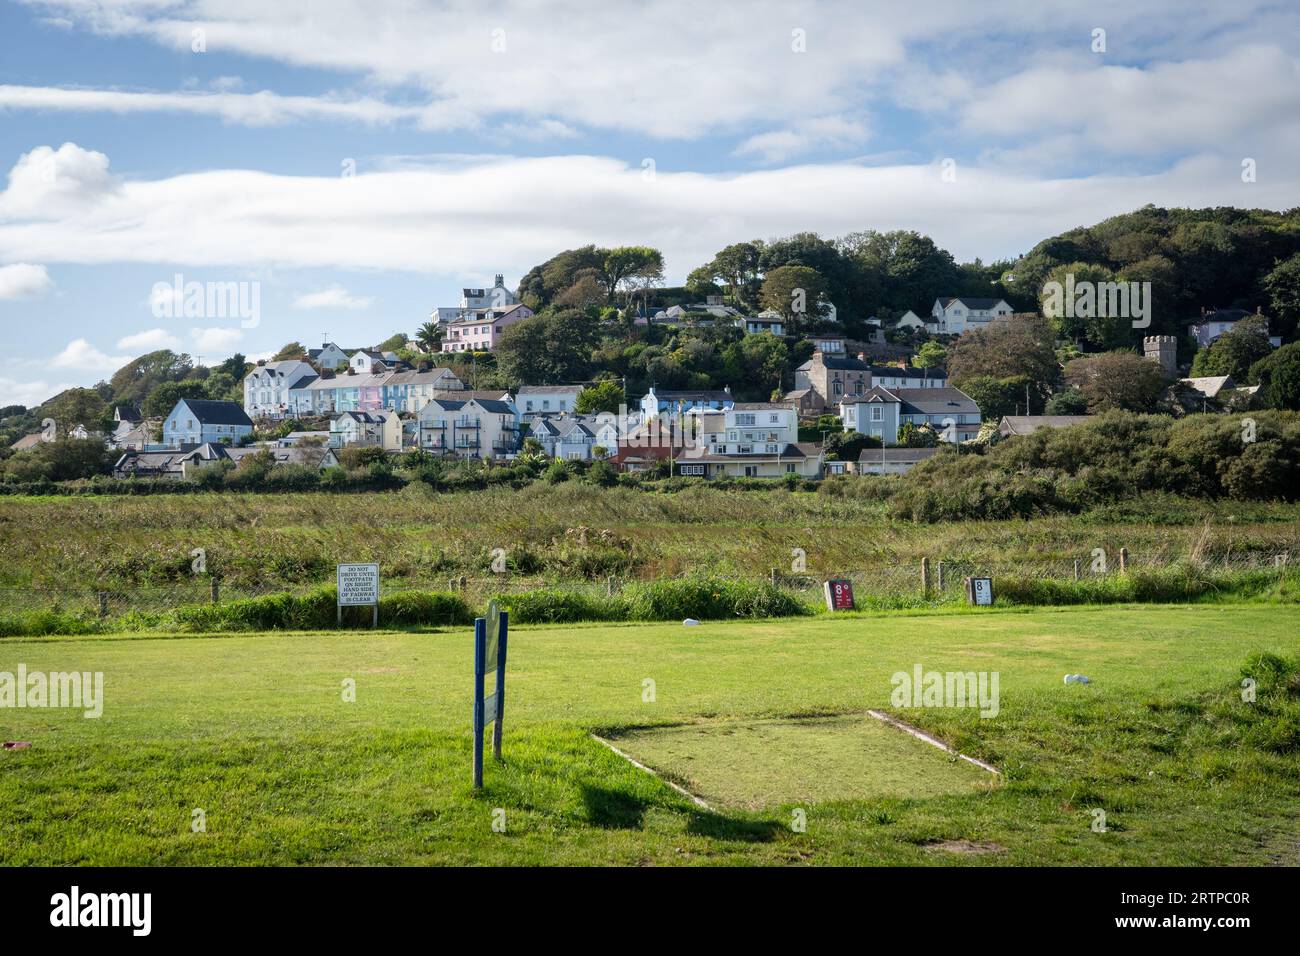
[501,588,624,624]
[379,590,474,627]
[624,577,808,620]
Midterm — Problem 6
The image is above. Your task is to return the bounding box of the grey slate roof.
[177,399,254,427]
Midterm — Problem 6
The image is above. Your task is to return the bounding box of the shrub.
[501,588,624,624]
[379,590,474,627]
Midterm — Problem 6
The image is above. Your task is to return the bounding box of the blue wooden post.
[492,612,509,761]
[472,617,485,789]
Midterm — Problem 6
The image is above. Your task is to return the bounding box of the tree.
[40,388,110,435]
[1190,315,1274,381]
[760,265,829,335]
[912,341,947,383]
[495,309,601,385]
[1249,342,1300,410]
[272,341,308,362]
[415,322,443,353]
[142,380,209,419]
[575,380,626,415]
[601,246,664,309]
[960,375,1038,420]
[841,229,957,315]
[1263,252,1300,341]
[377,333,408,353]
[1063,351,1166,412]
[109,349,194,407]
[1039,261,1131,349]
[896,421,938,448]
[1045,388,1089,415]
[692,241,764,309]
[946,314,1059,393]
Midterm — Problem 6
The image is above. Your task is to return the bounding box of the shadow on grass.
[581,784,649,829]
[685,811,780,842]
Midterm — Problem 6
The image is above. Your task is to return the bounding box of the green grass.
[1,604,1298,865]
[609,715,995,810]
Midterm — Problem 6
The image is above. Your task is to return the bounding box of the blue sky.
[1,0,1298,407]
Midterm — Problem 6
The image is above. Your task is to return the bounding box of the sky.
[1,0,1298,407]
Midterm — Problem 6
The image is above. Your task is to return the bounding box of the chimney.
[494,273,504,288]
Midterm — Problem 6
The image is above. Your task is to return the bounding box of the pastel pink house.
[441,303,534,353]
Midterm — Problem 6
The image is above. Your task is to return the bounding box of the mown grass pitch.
[1,604,1298,866]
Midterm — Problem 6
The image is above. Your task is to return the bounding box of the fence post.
[1073,559,1081,582]
[210,576,220,604]
[936,561,944,592]
[921,557,931,597]
[1119,548,1128,573]
[98,591,108,619]
[769,567,779,587]
[606,575,616,597]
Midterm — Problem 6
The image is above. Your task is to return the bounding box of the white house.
[162,399,254,448]
[530,414,605,460]
[307,342,349,370]
[674,402,821,479]
[243,360,319,419]
[348,349,402,376]
[840,386,981,444]
[517,384,585,421]
[856,447,939,475]
[930,297,1014,335]
[639,386,733,423]
[416,397,520,458]
[329,411,402,451]
[431,274,519,325]
[738,311,785,336]
[894,311,926,331]
[1188,308,1281,348]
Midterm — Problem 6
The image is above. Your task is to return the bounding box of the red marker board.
[824,579,856,611]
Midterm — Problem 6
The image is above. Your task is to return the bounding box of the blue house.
[639,386,733,423]
[163,398,254,448]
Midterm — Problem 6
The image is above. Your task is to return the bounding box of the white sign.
[337,563,380,606]
[968,577,993,606]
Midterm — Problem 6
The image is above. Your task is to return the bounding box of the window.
[832,381,843,396]
[738,445,752,454]
[769,413,780,423]
[744,466,758,477]
[786,463,797,473]
[681,464,705,476]
[870,407,883,422]
[766,444,778,453]
[542,400,550,410]
[526,401,534,411]
[736,413,755,425]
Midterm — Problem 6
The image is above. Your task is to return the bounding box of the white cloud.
[190,327,243,352]
[0,145,1295,280]
[117,328,181,351]
[0,143,119,220]
[293,286,373,310]
[16,0,1300,142]
[50,337,127,371]
[735,116,870,164]
[0,374,74,408]
[0,85,437,128]
[0,263,54,299]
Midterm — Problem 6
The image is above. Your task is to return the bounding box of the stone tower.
[1143,335,1177,378]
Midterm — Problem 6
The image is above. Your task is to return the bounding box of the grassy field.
[2,603,1298,866]
[0,488,1297,615]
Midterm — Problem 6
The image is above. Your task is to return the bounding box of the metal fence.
[0,547,1292,619]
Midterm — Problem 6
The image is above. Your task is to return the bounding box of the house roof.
[308,342,345,357]
[998,415,1094,436]
[646,389,733,403]
[730,402,794,412]
[797,355,870,372]
[841,386,903,405]
[176,399,254,427]
[447,303,529,326]
[890,387,979,417]
[10,433,43,451]
[517,384,584,395]
[938,297,1008,310]
[857,447,939,464]
[432,389,510,402]
[1179,375,1236,398]
[384,368,461,386]
[684,442,812,462]
[474,399,517,414]
[114,405,142,422]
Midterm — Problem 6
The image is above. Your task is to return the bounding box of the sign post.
[473,600,509,789]
[964,576,994,606]
[823,578,856,611]
[337,563,380,627]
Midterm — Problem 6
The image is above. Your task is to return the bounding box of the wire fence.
[0,547,1292,618]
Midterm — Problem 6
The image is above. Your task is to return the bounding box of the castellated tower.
[1143,335,1177,378]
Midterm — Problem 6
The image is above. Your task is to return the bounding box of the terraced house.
[244,359,318,419]
[416,397,520,458]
